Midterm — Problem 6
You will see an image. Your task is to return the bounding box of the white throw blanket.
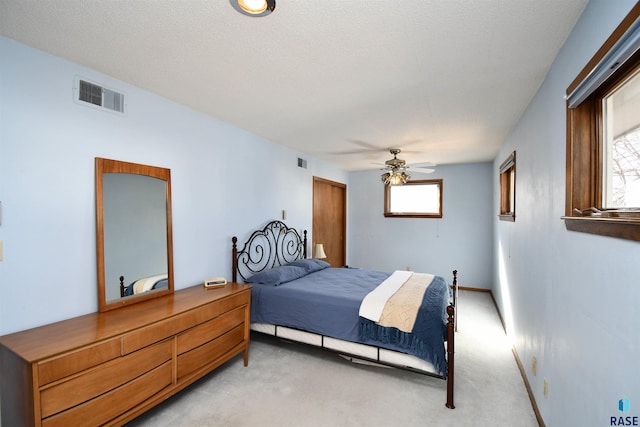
[359,270,413,322]
[132,273,168,294]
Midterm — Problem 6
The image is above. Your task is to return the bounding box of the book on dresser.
[0,283,251,427]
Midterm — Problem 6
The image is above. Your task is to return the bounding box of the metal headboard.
[232,220,308,283]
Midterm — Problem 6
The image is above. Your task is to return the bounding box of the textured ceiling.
[0,0,588,170]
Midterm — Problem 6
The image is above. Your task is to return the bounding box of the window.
[384,179,443,218]
[564,3,640,241]
[499,151,516,222]
[602,69,640,208]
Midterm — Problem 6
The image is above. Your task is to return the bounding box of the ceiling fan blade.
[334,140,424,156]
[408,162,436,168]
[330,148,377,155]
[408,168,435,174]
[330,140,389,155]
[395,139,424,148]
[348,140,386,150]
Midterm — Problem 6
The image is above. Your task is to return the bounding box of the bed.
[119,273,169,297]
[231,220,457,409]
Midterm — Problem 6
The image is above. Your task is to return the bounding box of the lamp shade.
[314,243,327,259]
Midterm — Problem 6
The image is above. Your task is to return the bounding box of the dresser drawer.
[215,291,250,315]
[177,306,245,355]
[121,291,249,354]
[177,324,245,380]
[41,361,172,427]
[40,339,172,419]
[38,338,121,386]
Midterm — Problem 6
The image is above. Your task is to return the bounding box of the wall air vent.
[74,77,126,115]
[298,158,308,169]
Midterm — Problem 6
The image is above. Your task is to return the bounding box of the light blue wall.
[492,1,639,426]
[348,162,493,289]
[0,37,347,335]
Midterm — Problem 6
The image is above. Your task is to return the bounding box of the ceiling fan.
[378,148,436,185]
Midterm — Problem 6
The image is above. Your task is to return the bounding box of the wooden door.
[312,177,347,267]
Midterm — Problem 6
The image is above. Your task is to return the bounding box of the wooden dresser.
[0,283,251,427]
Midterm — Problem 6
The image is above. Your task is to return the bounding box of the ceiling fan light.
[390,172,408,186]
[381,170,410,186]
[389,174,403,186]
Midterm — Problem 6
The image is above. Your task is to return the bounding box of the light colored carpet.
[127,290,538,427]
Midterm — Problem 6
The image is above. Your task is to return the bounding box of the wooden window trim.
[564,3,640,241]
[499,151,516,222]
[384,179,443,218]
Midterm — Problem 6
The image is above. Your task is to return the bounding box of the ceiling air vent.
[74,77,126,115]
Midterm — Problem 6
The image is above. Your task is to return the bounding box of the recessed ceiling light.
[231,0,276,17]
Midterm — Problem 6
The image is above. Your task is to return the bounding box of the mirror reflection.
[96,158,174,312]
[103,173,168,301]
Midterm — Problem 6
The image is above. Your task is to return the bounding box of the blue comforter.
[250,266,450,375]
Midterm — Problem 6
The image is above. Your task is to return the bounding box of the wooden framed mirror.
[96,158,174,312]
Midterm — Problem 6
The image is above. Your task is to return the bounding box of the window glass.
[384,179,442,218]
[499,151,516,221]
[602,68,640,209]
